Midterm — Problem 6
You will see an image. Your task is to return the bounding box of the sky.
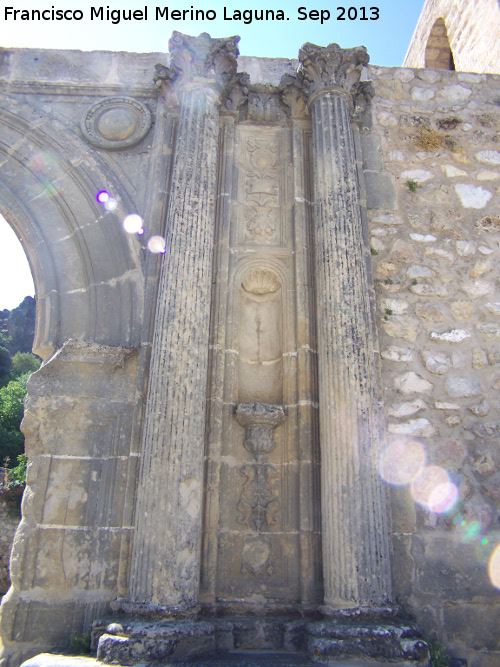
[0,0,426,310]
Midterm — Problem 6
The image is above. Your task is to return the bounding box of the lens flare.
[464,521,482,539]
[123,214,144,234]
[24,152,62,198]
[378,438,427,485]
[147,235,166,254]
[96,190,110,204]
[104,197,118,211]
[488,544,500,589]
[411,465,458,514]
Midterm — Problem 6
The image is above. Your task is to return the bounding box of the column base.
[91,607,430,666]
[92,618,215,666]
[305,607,430,666]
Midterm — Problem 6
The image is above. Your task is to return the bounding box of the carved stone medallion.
[81,96,151,150]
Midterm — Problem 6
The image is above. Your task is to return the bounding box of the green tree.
[11,352,41,379]
[0,346,12,387]
[0,372,29,466]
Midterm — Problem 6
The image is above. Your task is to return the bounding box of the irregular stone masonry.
[0,475,19,596]
[366,64,500,663]
[405,0,500,74]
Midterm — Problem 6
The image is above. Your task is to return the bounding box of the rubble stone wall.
[365,64,500,665]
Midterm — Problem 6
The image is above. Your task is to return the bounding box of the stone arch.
[425,17,455,70]
[0,95,144,361]
[0,95,148,664]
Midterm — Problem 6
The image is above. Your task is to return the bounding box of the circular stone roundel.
[81,96,151,150]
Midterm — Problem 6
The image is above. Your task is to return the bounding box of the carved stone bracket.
[280,73,308,119]
[224,72,250,113]
[248,88,283,123]
[234,404,285,534]
[298,41,370,107]
[235,402,286,458]
[351,80,375,123]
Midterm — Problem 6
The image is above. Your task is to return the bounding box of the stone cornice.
[298,41,369,101]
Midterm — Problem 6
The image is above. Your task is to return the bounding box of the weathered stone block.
[442,604,500,652]
[364,171,397,210]
[360,133,384,171]
[413,535,495,603]
[445,377,482,398]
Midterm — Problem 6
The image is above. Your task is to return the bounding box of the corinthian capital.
[298,42,369,101]
[169,31,239,92]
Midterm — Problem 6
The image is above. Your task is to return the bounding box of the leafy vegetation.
[0,371,37,466]
[429,642,450,667]
[7,454,29,486]
[0,296,40,470]
[1,454,29,516]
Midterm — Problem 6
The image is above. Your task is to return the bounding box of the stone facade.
[366,65,500,666]
[0,472,20,596]
[404,0,500,74]
[0,34,499,667]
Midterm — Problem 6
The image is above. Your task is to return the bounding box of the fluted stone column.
[299,43,392,609]
[129,32,239,611]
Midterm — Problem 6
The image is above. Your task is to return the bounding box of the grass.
[429,642,450,667]
[415,126,446,151]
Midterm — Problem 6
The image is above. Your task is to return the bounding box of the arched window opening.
[0,214,39,594]
[0,214,35,312]
[425,17,455,70]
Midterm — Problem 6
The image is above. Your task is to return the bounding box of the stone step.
[20,651,425,667]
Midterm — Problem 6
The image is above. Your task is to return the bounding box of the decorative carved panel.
[201,108,322,610]
[235,130,283,246]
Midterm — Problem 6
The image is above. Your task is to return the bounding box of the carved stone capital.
[155,31,240,105]
[298,42,369,103]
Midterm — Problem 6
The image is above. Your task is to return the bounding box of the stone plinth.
[93,619,215,666]
[305,608,430,666]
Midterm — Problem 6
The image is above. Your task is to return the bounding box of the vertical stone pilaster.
[299,43,392,609]
[129,32,239,611]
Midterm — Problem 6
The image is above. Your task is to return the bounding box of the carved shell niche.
[241,268,281,296]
